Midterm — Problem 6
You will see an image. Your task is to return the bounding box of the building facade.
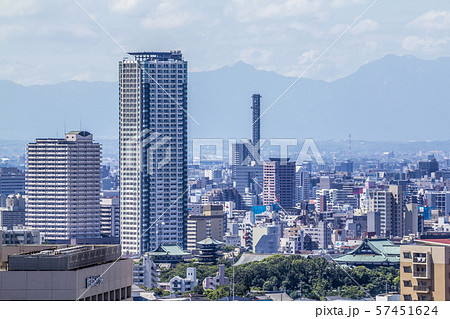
[0,168,25,196]
[400,239,450,301]
[263,158,296,208]
[0,193,25,230]
[187,205,225,251]
[0,245,133,301]
[25,131,101,241]
[100,197,120,238]
[368,185,403,238]
[119,51,188,255]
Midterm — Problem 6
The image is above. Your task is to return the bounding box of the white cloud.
[352,19,379,35]
[239,48,273,65]
[408,10,450,31]
[140,1,201,30]
[329,19,378,35]
[225,0,322,22]
[331,0,366,8]
[0,0,39,17]
[297,49,318,64]
[402,35,450,53]
[290,21,324,38]
[110,0,142,13]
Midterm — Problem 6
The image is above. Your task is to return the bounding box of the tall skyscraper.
[25,131,101,241]
[251,94,261,162]
[119,51,188,255]
[263,158,296,208]
[296,165,311,203]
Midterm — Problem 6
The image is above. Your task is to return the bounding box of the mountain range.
[1,54,450,143]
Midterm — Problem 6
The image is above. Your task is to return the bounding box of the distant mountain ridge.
[1,54,450,142]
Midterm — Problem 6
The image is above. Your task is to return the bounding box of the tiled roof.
[148,244,189,256]
[334,238,400,264]
[197,237,223,245]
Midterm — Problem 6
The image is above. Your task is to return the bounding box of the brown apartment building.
[400,239,450,301]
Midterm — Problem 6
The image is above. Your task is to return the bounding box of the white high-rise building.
[25,131,101,241]
[119,51,188,255]
[368,185,403,238]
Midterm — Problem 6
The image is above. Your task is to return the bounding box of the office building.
[368,185,403,238]
[0,168,25,196]
[0,245,133,301]
[263,158,296,208]
[233,163,263,198]
[187,205,225,251]
[296,166,311,203]
[231,142,249,167]
[0,194,25,230]
[303,221,332,250]
[400,239,450,301]
[367,211,381,236]
[425,191,450,216]
[253,225,279,253]
[119,51,188,255]
[418,157,439,177]
[100,197,120,238]
[0,226,41,245]
[25,131,101,242]
[133,253,159,289]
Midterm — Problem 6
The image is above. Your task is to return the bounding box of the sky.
[2,0,450,85]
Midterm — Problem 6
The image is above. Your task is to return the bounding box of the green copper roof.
[334,238,400,264]
[147,244,189,256]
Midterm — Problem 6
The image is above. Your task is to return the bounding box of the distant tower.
[251,94,261,161]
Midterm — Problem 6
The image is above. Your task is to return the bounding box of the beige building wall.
[400,242,450,301]
[186,205,225,251]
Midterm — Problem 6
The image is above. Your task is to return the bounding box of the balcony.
[413,271,428,279]
[413,285,431,293]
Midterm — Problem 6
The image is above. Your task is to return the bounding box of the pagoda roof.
[197,237,223,245]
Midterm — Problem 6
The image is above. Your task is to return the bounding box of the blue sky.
[2,0,450,85]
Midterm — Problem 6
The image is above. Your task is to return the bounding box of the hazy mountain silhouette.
[1,54,450,142]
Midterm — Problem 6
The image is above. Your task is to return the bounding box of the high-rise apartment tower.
[119,51,188,255]
[25,131,101,241]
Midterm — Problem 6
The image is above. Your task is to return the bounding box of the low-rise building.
[0,193,25,230]
[133,253,159,289]
[170,267,197,293]
[253,225,279,254]
[203,264,228,290]
[0,244,133,300]
[1,226,41,245]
